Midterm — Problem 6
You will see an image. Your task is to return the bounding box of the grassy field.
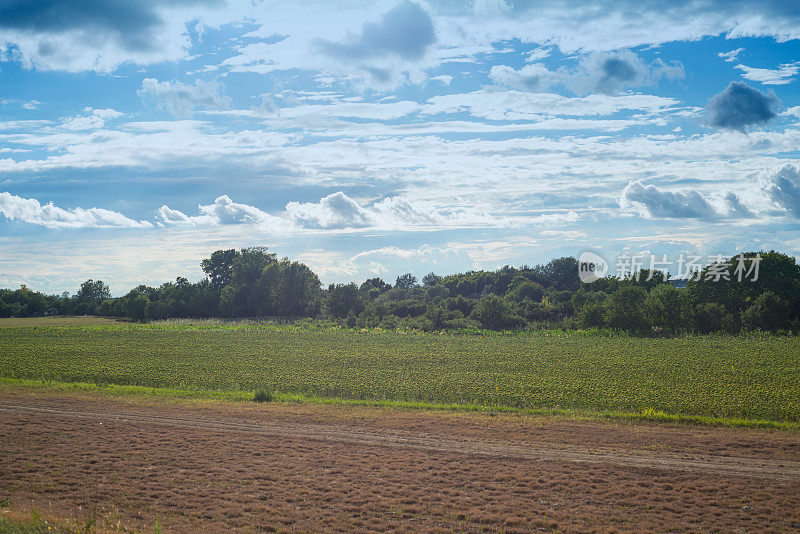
[1,318,799,425]
[0,316,121,326]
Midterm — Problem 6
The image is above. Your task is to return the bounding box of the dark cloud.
[601,58,637,81]
[763,165,800,217]
[704,81,780,131]
[620,181,721,219]
[596,57,638,93]
[317,1,435,61]
[0,0,218,51]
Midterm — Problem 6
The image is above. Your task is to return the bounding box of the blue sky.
[1,0,800,295]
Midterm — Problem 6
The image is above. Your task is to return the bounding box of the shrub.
[508,281,544,303]
[471,295,524,330]
[605,286,648,333]
[253,388,273,402]
[742,291,791,332]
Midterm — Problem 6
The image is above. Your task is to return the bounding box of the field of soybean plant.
[1,319,799,425]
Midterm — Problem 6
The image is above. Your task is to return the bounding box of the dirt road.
[1,389,799,532]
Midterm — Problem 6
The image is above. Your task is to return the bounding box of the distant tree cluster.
[4,249,800,335]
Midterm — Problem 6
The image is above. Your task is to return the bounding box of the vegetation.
[253,388,273,403]
[2,248,799,336]
[1,321,798,424]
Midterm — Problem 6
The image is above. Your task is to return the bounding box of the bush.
[642,284,692,334]
[508,281,544,303]
[742,291,791,332]
[579,301,606,328]
[253,388,273,402]
[605,286,648,333]
[694,302,734,334]
[471,295,524,330]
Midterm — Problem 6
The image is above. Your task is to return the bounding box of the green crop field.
[1,319,799,425]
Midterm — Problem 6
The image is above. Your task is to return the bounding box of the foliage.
[1,322,799,423]
[3,249,800,337]
[253,388,273,402]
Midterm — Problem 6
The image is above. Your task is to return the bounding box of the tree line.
[2,247,799,335]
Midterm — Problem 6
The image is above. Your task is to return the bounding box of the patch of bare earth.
[1,389,799,532]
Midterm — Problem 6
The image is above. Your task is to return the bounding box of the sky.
[1,0,800,295]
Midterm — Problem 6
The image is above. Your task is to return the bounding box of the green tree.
[605,286,648,332]
[75,280,110,314]
[741,291,791,332]
[471,295,522,330]
[508,281,544,303]
[327,283,363,318]
[201,249,239,286]
[642,285,692,334]
[395,273,418,290]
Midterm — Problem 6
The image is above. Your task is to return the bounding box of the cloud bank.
[0,191,151,228]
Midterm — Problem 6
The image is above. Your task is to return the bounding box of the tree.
[126,293,149,322]
[272,260,322,316]
[395,273,418,290]
[508,281,544,303]
[75,280,110,313]
[741,291,791,332]
[642,284,692,334]
[471,295,522,330]
[219,247,278,316]
[422,272,442,287]
[605,286,648,332]
[360,277,390,293]
[534,257,580,291]
[694,303,734,334]
[201,249,239,286]
[327,283,363,318]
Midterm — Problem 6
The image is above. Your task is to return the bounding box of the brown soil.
[1,389,799,532]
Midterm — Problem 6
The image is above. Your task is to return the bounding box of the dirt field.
[1,389,799,532]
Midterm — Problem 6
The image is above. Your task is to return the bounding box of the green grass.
[0,514,70,534]
[1,319,799,426]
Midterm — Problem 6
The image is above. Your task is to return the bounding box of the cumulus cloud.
[285,192,373,229]
[489,50,684,95]
[158,195,283,227]
[722,192,756,218]
[762,164,800,217]
[734,62,800,85]
[139,77,231,118]
[704,81,780,131]
[0,191,151,228]
[315,2,435,62]
[619,181,723,219]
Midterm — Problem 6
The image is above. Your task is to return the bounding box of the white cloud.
[762,164,800,217]
[718,48,744,62]
[158,195,286,228]
[735,62,800,85]
[619,181,740,219]
[422,89,680,120]
[0,1,236,73]
[0,191,151,228]
[429,74,453,85]
[61,108,124,131]
[490,50,684,95]
[139,78,232,118]
[285,191,373,229]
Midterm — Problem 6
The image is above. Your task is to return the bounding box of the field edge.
[2,377,797,432]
